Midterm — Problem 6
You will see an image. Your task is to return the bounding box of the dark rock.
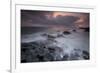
[57,33,64,37]
[82,50,89,59]
[36,55,44,61]
[21,43,32,48]
[48,47,56,53]
[73,29,76,32]
[47,34,56,39]
[21,59,27,63]
[55,55,62,61]
[63,31,71,35]
[43,53,54,61]
[79,27,89,32]
[62,54,69,60]
[69,53,78,60]
[69,49,82,60]
[41,33,48,36]
[21,40,65,62]
[73,49,81,57]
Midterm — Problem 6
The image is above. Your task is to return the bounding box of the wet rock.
[62,54,69,60]
[79,27,89,32]
[48,47,56,53]
[43,53,54,61]
[21,43,32,48]
[73,49,82,57]
[36,55,44,61]
[73,29,76,32]
[41,33,48,36]
[69,53,78,60]
[82,50,89,59]
[63,31,71,35]
[48,46,63,61]
[21,38,89,63]
[55,55,63,61]
[21,59,27,63]
[69,49,82,60]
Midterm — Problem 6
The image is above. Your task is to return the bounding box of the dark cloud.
[21,10,49,26]
[21,10,89,30]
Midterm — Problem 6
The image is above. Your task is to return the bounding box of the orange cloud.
[52,12,69,18]
[52,12,89,27]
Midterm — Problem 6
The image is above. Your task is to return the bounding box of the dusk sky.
[21,10,89,31]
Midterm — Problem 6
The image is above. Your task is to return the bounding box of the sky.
[21,10,89,31]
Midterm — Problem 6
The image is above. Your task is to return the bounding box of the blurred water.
[21,30,89,62]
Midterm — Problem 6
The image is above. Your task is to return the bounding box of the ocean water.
[21,27,89,63]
